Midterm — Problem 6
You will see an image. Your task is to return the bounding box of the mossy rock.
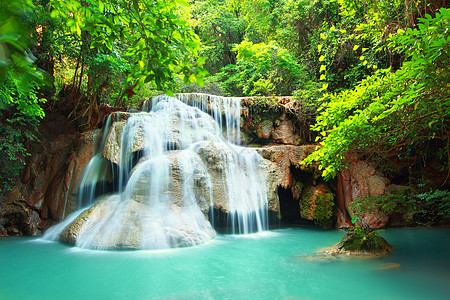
[327,228,393,256]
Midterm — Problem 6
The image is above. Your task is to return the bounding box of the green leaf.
[175,0,188,7]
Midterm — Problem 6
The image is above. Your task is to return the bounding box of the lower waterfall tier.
[43,97,279,250]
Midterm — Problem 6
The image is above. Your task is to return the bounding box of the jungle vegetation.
[0,0,449,196]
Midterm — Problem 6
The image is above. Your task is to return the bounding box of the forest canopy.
[0,0,449,192]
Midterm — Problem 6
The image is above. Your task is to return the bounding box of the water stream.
[44,94,273,250]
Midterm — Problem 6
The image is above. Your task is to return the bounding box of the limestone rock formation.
[336,154,393,228]
[256,120,273,139]
[54,96,280,249]
[2,129,101,236]
[256,145,315,188]
[272,114,302,145]
[60,196,216,250]
[299,184,334,228]
[194,141,279,213]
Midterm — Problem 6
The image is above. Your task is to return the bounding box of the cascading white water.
[44,94,274,250]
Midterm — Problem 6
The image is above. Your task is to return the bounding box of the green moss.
[338,227,392,253]
[314,193,334,222]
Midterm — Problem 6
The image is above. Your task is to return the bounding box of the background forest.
[1,0,449,206]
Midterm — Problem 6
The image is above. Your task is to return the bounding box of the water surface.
[0,227,449,299]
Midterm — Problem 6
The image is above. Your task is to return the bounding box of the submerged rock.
[375,263,401,270]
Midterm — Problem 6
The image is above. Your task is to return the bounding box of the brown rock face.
[272,114,302,145]
[336,154,392,228]
[2,120,101,236]
[256,120,273,139]
[257,145,315,188]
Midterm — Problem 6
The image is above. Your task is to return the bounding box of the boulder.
[326,228,393,256]
[299,184,334,228]
[193,141,279,214]
[102,121,127,165]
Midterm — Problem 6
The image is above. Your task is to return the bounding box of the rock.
[256,120,273,139]
[2,125,101,236]
[60,195,216,250]
[326,228,393,256]
[102,121,127,165]
[272,114,302,145]
[1,201,41,236]
[59,139,279,249]
[109,111,132,122]
[376,263,401,270]
[361,211,390,229]
[291,182,303,202]
[193,141,279,214]
[338,154,392,228]
[335,209,352,229]
[256,145,315,188]
[0,226,6,237]
[127,150,211,215]
[41,129,101,220]
[299,184,334,228]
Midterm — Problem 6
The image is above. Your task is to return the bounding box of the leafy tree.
[0,0,47,193]
[192,0,245,74]
[0,0,46,116]
[218,41,304,96]
[302,8,450,182]
[0,0,207,192]
[49,0,205,103]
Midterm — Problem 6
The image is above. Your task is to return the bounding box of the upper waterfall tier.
[143,93,242,144]
[44,95,278,250]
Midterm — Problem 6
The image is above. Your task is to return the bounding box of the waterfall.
[44,94,275,250]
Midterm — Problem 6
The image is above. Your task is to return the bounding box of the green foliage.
[0,0,46,116]
[350,187,450,227]
[49,0,205,98]
[174,75,223,95]
[313,192,334,228]
[218,41,304,96]
[0,0,47,193]
[415,189,450,226]
[351,189,416,227]
[0,115,39,193]
[86,53,130,104]
[192,0,245,74]
[340,226,386,253]
[302,8,450,181]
